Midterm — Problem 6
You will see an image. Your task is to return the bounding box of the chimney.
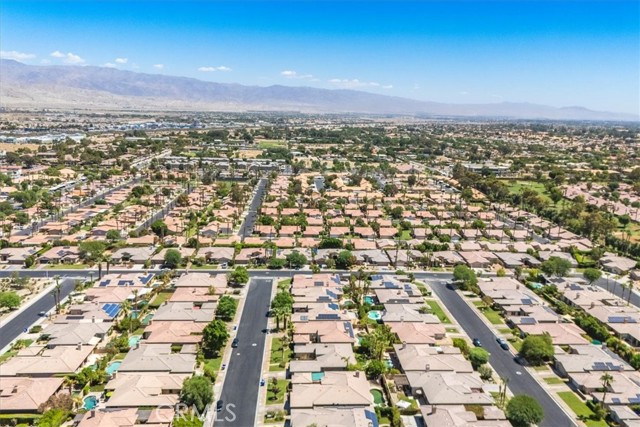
[401,341,406,350]
[77,342,82,350]
[90,410,96,418]
[136,341,140,350]
[11,385,18,394]
[92,316,96,323]
[431,405,436,414]
[425,364,430,372]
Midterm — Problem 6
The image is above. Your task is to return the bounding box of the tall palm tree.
[600,373,613,409]
[52,275,62,314]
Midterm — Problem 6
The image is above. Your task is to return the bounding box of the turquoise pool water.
[530,282,543,289]
[83,395,98,410]
[311,372,325,381]
[368,310,383,320]
[364,296,374,305]
[141,313,154,325]
[106,361,121,375]
[130,310,140,319]
[384,358,394,368]
[128,335,142,348]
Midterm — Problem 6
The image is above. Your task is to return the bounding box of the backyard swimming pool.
[83,395,98,410]
[106,361,121,375]
[367,310,383,320]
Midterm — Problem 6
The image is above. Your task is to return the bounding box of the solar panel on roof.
[317,314,340,320]
[99,280,109,287]
[343,322,354,338]
[612,398,621,404]
[521,298,533,305]
[520,317,537,325]
[328,303,339,310]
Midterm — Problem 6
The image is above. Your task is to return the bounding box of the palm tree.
[51,275,62,314]
[600,373,613,409]
[63,375,76,395]
[280,334,290,362]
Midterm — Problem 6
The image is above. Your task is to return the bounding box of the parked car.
[231,338,239,348]
[472,338,482,347]
[216,400,224,412]
[38,311,47,317]
[260,378,265,386]
[496,337,509,350]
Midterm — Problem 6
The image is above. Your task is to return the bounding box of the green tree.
[164,249,182,269]
[285,251,308,268]
[180,375,213,413]
[79,241,106,262]
[215,296,238,321]
[335,250,356,270]
[506,395,544,427]
[468,347,489,369]
[318,237,343,249]
[228,266,249,287]
[520,334,554,366]
[452,337,470,355]
[271,291,294,311]
[365,360,387,379]
[151,220,169,238]
[583,268,602,284]
[540,256,573,277]
[453,265,478,291]
[106,229,121,242]
[38,409,69,427]
[201,319,229,358]
[0,291,20,309]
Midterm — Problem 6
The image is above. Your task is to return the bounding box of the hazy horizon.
[1,0,638,115]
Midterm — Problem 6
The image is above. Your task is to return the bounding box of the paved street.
[429,281,577,427]
[0,278,76,350]
[214,278,273,427]
[593,277,639,308]
[239,178,268,240]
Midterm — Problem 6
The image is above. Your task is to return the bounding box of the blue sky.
[1,0,638,114]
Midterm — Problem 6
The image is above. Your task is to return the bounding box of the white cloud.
[280,70,314,80]
[103,62,117,68]
[50,50,85,64]
[329,78,390,89]
[0,50,36,62]
[115,57,128,64]
[153,63,165,70]
[198,65,232,72]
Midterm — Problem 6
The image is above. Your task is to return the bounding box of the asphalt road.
[0,278,76,350]
[594,277,639,308]
[239,178,268,240]
[214,278,273,427]
[0,269,454,281]
[429,281,577,427]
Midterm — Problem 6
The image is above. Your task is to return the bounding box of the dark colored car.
[496,337,509,350]
[472,338,482,347]
[38,311,47,317]
[216,400,224,412]
[231,338,239,348]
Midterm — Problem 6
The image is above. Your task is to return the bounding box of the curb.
[0,278,56,329]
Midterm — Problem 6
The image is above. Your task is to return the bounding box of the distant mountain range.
[1,59,636,121]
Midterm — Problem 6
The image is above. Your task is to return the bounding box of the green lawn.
[533,364,549,371]
[504,180,553,204]
[149,291,174,308]
[445,327,458,333]
[544,377,566,385]
[557,391,607,427]
[426,300,451,324]
[399,229,412,240]
[47,264,88,269]
[205,357,222,373]
[473,301,504,324]
[266,379,289,404]
[258,140,287,149]
[0,350,17,364]
[269,337,292,371]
